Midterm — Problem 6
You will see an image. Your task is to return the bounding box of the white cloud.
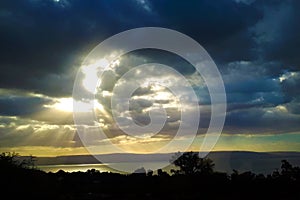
[135,0,152,13]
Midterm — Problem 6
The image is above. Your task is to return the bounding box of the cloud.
[280,71,300,114]
[286,100,300,115]
[217,59,300,134]
[0,0,157,97]
[129,99,153,111]
[0,0,263,97]
[281,71,300,98]
[135,0,153,13]
[225,104,300,134]
[0,89,52,116]
[0,88,74,124]
[219,61,286,116]
[151,0,262,63]
[0,0,298,97]
[0,115,77,148]
[0,0,300,154]
[252,0,300,67]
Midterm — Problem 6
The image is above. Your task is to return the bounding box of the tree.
[0,152,19,168]
[0,152,36,170]
[157,169,169,177]
[280,160,300,181]
[170,152,215,175]
[147,169,153,176]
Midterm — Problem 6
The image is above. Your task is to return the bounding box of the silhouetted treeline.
[1,151,300,200]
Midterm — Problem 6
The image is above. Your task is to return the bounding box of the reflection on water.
[38,163,117,173]
[38,162,173,174]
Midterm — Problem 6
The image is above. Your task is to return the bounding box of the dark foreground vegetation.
[1,152,300,200]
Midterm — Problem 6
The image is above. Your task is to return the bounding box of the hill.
[33,151,300,174]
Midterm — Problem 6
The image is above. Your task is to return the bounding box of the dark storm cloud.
[0,94,51,116]
[149,0,263,63]
[225,106,300,134]
[0,0,264,97]
[286,100,300,115]
[0,0,159,97]
[152,0,300,68]
[0,0,297,94]
[221,60,300,133]
[281,72,300,98]
[252,0,300,67]
[117,49,196,76]
[281,72,300,114]
[221,61,286,106]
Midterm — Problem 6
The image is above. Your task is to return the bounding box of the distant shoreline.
[26,151,300,174]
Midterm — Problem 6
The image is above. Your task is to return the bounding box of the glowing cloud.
[45,97,73,112]
[81,59,109,93]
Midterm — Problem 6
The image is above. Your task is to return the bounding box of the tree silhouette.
[0,152,19,168]
[280,159,300,181]
[1,151,300,199]
[0,152,35,170]
[146,169,153,176]
[157,168,169,177]
[170,151,215,175]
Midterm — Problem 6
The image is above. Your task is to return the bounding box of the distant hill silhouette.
[34,151,300,174]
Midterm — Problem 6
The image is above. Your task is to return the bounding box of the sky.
[0,0,300,156]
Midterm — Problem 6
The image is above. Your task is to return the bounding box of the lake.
[38,161,174,173]
[37,152,300,174]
